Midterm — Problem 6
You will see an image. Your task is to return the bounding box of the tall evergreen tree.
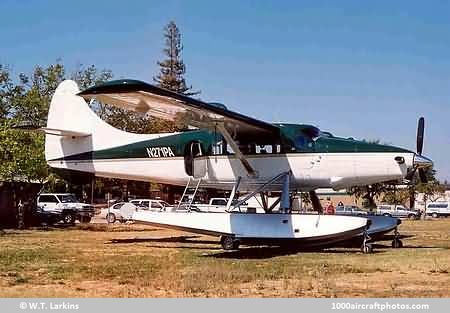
[154,21,199,96]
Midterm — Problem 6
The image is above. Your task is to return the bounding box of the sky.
[1,0,449,181]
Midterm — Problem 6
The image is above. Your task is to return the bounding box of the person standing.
[326,201,335,215]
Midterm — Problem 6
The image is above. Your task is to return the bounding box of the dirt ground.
[0,218,449,297]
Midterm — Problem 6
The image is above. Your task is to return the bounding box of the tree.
[1,63,67,227]
[0,62,114,186]
[0,62,64,184]
[103,106,180,134]
[348,183,393,209]
[381,187,410,205]
[154,21,200,96]
[72,63,113,120]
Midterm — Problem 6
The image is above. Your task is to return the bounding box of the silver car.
[377,205,419,219]
[336,205,368,216]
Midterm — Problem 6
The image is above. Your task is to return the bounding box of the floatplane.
[40,79,432,252]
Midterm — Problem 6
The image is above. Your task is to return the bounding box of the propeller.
[416,117,424,155]
[418,167,428,184]
[406,117,428,183]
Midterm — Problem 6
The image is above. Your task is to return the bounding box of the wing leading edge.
[78,79,280,142]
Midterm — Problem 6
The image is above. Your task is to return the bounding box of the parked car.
[376,204,420,219]
[185,198,252,212]
[426,202,450,218]
[36,193,95,224]
[335,205,368,216]
[98,202,138,223]
[129,199,171,211]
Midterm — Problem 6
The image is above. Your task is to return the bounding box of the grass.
[0,219,449,297]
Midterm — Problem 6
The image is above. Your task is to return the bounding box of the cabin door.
[184,141,207,178]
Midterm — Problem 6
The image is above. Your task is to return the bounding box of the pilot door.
[184,141,207,179]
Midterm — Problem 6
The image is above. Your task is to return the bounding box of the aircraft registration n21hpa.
[42,79,433,251]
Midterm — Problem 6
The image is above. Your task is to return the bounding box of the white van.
[426,202,450,218]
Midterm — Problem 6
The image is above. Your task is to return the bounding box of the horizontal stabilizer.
[13,124,90,137]
[39,127,91,137]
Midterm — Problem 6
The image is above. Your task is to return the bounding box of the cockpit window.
[294,136,313,149]
[295,136,307,148]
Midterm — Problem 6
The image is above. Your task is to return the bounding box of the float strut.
[361,228,373,253]
[280,172,291,213]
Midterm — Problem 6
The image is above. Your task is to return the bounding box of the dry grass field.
[0,218,449,297]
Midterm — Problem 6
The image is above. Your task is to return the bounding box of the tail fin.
[45,80,162,162]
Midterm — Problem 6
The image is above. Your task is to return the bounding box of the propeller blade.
[416,117,424,155]
[405,169,416,181]
[418,168,428,184]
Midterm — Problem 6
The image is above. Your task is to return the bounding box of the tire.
[361,243,373,254]
[392,239,403,248]
[220,235,239,250]
[408,214,416,220]
[432,212,439,218]
[80,216,91,224]
[62,212,75,224]
[106,213,116,224]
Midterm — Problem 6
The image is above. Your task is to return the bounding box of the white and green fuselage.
[45,80,418,191]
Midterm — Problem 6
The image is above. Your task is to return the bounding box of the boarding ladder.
[177,177,202,211]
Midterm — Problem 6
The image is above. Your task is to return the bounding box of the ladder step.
[177,177,202,210]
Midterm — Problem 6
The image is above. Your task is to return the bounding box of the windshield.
[294,136,313,149]
[59,194,78,203]
[113,203,125,210]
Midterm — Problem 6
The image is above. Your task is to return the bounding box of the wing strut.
[232,171,291,209]
[216,123,258,178]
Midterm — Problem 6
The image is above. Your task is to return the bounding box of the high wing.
[78,80,280,142]
[78,79,281,177]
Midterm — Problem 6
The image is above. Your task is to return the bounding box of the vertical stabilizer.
[45,80,171,161]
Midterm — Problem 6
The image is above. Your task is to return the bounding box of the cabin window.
[212,139,234,155]
[212,141,223,155]
[276,144,281,153]
[212,139,280,155]
[256,145,273,154]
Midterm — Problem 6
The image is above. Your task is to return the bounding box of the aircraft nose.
[413,154,433,169]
